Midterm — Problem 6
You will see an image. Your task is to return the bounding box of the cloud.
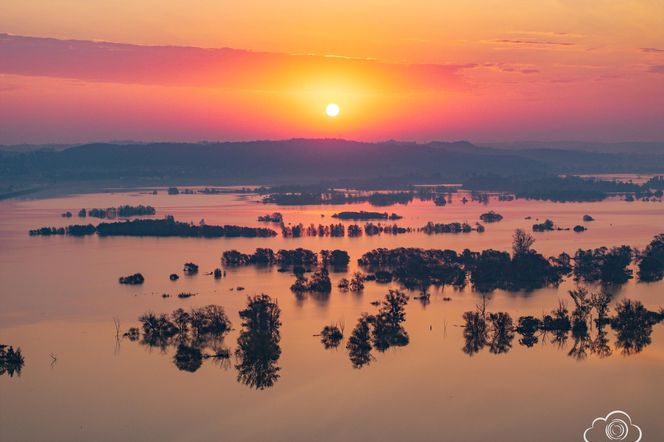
[584,411,642,442]
[473,63,540,74]
[648,65,664,74]
[0,33,466,93]
[641,47,664,53]
[508,30,586,38]
[500,66,540,74]
[489,39,575,48]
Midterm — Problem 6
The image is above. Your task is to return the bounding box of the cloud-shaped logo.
[584,411,642,442]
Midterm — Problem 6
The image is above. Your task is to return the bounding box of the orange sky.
[1,1,664,143]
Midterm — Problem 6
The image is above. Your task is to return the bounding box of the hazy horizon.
[4,138,664,148]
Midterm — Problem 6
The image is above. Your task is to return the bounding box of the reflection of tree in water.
[341,288,663,363]
[590,325,612,359]
[488,312,514,354]
[235,294,282,390]
[0,345,25,378]
[462,307,488,355]
[547,327,569,349]
[516,316,540,348]
[129,305,232,373]
[462,304,514,355]
[568,323,592,361]
[563,289,615,360]
[174,344,203,372]
[542,301,571,349]
[611,299,658,355]
[590,291,613,358]
[125,287,662,381]
[460,289,663,360]
[344,290,410,368]
[569,288,592,333]
[139,313,178,351]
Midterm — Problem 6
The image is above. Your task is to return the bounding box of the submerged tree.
[573,246,633,284]
[290,267,332,293]
[569,288,593,335]
[139,312,178,350]
[171,308,191,335]
[320,249,351,267]
[190,305,231,337]
[512,228,535,256]
[133,305,231,371]
[638,234,664,282]
[590,325,612,359]
[611,299,659,355]
[320,324,344,349]
[542,301,571,348]
[346,314,374,368]
[566,289,615,361]
[467,232,568,292]
[455,294,663,359]
[462,304,488,355]
[590,291,612,324]
[487,312,514,354]
[461,303,514,355]
[235,294,282,389]
[516,316,540,348]
[373,290,410,351]
[349,272,365,292]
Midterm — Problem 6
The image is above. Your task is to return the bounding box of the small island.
[262,190,415,206]
[183,263,199,274]
[257,212,284,223]
[222,248,346,268]
[291,268,332,293]
[532,219,555,232]
[479,211,503,223]
[119,273,145,285]
[332,211,402,221]
[421,222,478,234]
[29,216,277,238]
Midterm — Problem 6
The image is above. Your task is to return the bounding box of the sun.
[325,103,340,117]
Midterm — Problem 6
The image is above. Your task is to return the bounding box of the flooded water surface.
[1,189,663,442]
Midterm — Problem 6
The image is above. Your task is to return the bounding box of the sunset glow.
[0,1,663,143]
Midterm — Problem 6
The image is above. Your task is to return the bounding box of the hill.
[1,139,663,186]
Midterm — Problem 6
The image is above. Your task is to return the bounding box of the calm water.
[1,189,664,442]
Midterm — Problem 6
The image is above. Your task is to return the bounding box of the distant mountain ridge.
[1,139,663,185]
[3,139,663,154]
[0,139,543,183]
[482,141,664,154]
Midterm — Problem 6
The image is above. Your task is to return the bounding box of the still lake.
[1,188,663,442]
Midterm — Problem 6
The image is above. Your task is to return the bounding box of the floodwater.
[1,188,663,442]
